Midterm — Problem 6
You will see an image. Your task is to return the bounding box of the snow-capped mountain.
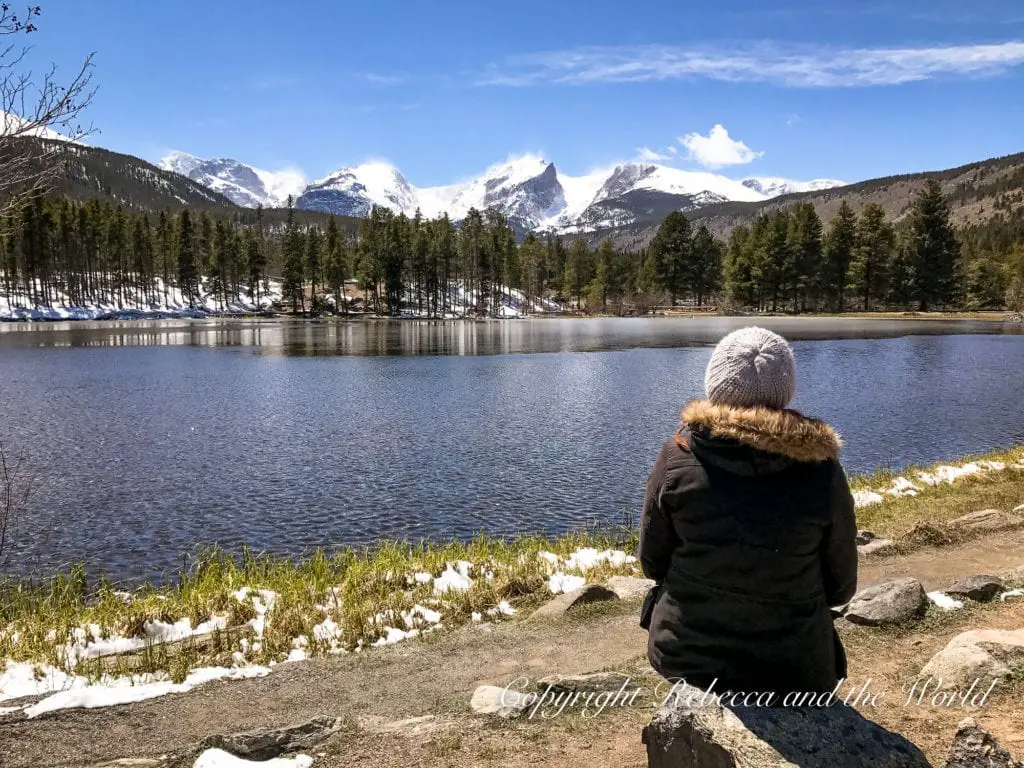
[164,150,847,235]
[740,177,846,197]
[297,162,419,218]
[159,152,306,208]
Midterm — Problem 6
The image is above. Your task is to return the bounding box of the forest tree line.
[1,180,1023,316]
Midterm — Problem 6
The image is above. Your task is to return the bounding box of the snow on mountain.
[164,148,845,234]
[298,162,419,217]
[2,110,84,144]
[158,151,306,208]
[741,176,846,197]
[300,154,567,231]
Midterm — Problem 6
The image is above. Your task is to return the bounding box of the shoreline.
[1,446,1020,703]
[1,309,1019,325]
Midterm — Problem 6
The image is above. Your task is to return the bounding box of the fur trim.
[681,400,841,463]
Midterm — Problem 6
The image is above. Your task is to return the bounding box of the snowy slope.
[165,148,846,233]
[297,162,419,217]
[741,177,846,197]
[2,110,85,144]
[159,152,306,208]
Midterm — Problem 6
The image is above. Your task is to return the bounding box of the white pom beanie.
[704,327,797,410]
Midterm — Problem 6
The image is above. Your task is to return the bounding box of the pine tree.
[281,196,305,312]
[848,203,894,311]
[723,225,755,307]
[688,224,722,308]
[648,211,691,304]
[787,203,823,311]
[822,201,857,312]
[242,227,265,310]
[965,257,1008,310]
[906,180,961,310]
[585,239,615,312]
[563,238,591,310]
[176,209,199,307]
[324,218,348,314]
[305,226,322,309]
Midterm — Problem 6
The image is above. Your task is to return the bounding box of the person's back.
[640,327,857,698]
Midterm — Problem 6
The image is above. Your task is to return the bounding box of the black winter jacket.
[640,400,858,697]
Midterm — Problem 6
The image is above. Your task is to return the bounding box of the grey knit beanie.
[704,327,796,410]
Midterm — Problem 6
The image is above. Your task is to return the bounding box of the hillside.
[19,139,362,235]
[593,151,1024,249]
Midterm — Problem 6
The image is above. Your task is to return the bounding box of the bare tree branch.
[0,440,35,569]
[0,4,96,217]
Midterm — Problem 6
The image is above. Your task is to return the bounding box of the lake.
[1,317,1022,582]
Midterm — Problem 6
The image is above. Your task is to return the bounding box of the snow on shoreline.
[853,457,1024,508]
[0,277,283,322]
[0,547,636,717]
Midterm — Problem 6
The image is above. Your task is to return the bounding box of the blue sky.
[25,0,1024,185]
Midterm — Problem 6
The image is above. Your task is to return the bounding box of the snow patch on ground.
[1000,588,1024,601]
[548,573,586,594]
[193,748,313,768]
[853,457,1023,509]
[0,276,284,321]
[433,562,473,594]
[22,665,270,718]
[926,591,964,611]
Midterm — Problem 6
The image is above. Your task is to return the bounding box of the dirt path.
[3,529,1024,768]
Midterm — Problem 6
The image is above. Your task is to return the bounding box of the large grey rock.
[531,583,618,619]
[945,575,1004,602]
[605,575,656,600]
[920,629,1024,690]
[945,717,1023,768]
[470,684,530,718]
[642,683,931,767]
[949,510,1015,533]
[200,715,340,760]
[536,671,632,695]
[845,579,927,627]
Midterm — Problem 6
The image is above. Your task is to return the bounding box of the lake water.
[1,317,1022,582]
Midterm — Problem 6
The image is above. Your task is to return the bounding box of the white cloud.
[667,145,678,154]
[478,40,1024,87]
[678,125,762,168]
[635,145,670,162]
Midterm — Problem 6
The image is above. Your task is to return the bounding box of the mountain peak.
[741,176,847,197]
[162,149,847,235]
[159,152,306,208]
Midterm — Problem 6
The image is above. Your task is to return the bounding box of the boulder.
[945,717,1023,768]
[845,579,927,627]
[530,584,618,619]
[919,629,1024,690]
[605,575,656,600]
[944,575,1004,602]
[858,538,896,556]
[948,510,1015,533]
[856,530,877,545]
[643,683,930,767]
[535,671,632,695]
[470,684,530,719]
[200,716,340,760]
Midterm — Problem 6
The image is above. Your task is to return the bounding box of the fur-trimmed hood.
[681,400,842,463]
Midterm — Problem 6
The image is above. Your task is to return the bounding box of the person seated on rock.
[640,326,857,699]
